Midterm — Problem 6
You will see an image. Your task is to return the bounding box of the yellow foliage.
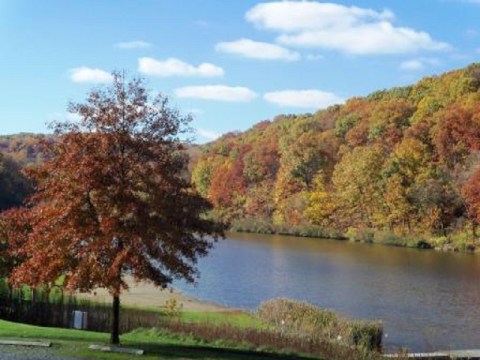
[304,175,336,226]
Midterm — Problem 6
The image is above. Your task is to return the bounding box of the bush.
[256,298,382,351]
[136,321,382,360]
[346,321,383,350]
[346,228,375,243]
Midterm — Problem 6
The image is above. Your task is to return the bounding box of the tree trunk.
[111,295,120,344]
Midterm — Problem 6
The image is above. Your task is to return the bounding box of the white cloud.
[175,85,257,102]
[247,1,394,32]
[115,40,152,49]
[66,113,82,122]
[400,60,424,71]
[48,112,82,123]
[69,67,113,83]
[245,1,450,55]
[197,128,220,141]
[400,58,441,71]
[138,57,224,77]
[215,38,300,61]
[264,89,344,108]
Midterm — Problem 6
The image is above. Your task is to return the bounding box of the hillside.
[0,133,52,165]
[0,153,32,210]
[0,133,45,209]
[192,63,480,244]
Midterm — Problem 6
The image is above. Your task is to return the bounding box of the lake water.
[174,232,480,352]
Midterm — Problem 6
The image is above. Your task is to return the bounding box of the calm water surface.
[174,232,480,351]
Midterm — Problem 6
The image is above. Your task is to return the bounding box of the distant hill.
[192,63,480,239]
[0,152,32,210]
[0,132,199,210]
[0,133,52,166]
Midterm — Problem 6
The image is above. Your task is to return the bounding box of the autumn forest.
[191,63,480,249]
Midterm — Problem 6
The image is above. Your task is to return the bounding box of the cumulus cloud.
[247,1,394,32]
[70,67,113,83]
[115,40,152,49]
[400,60,424,71]
[216,38,300,61]
[175,85,257,102]
[138,57,224,77]
[197,128,221,141]
[400,58,441,71]
[264,89,344,108]
[245,1,450,55]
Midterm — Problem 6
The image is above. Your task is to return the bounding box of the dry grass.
[256,298,383,351]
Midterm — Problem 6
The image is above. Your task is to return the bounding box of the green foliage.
[191,159,212,197]
[335,113,360,137]
[164,297,183,317]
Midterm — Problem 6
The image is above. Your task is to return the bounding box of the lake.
[174,232,480,352]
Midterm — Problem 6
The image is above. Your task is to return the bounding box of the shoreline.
[76,277,236,313]
[228,227,479,254]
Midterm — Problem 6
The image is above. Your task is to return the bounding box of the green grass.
[0,319,318,360]
[177,310,267,329]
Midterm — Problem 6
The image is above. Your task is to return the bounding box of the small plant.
[164,297,183,317]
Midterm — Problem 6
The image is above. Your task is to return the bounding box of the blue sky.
[1,0,479,142]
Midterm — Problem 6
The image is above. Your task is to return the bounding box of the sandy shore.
[76,277,234,313]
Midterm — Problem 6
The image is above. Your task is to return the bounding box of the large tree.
[0,74,223,344]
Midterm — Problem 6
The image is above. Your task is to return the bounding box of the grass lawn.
[0,319,318,360]
[176,310,267,329]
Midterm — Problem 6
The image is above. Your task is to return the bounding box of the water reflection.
[174,232,480,351]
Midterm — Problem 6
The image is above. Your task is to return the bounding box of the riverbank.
[229,218,480,254]
[0,319,320,360]
[76,276,233,313]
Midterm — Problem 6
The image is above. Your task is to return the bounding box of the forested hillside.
[0,133,51,165]
[0,153,31,210]
[0,133,47,209]
[192,63,480,244]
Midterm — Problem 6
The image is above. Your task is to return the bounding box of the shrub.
[164,297,183,317]
[346,228,375,243]
[256,298,382,351]
[136,321,382,360]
